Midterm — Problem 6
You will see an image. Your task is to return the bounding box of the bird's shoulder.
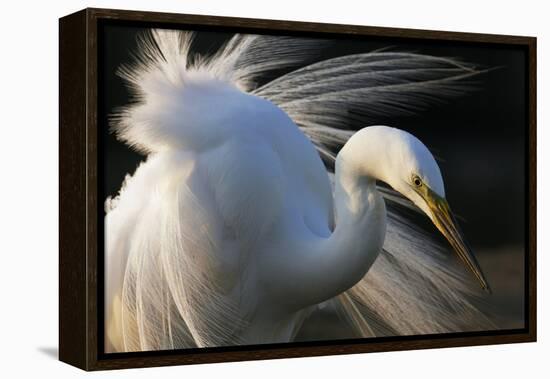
[196,133,286,243]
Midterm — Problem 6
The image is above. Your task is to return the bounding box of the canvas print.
[101,25,526,353]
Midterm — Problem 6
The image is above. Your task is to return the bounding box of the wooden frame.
[59,7,537,371]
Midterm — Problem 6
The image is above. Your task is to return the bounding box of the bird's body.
[105,30,493,352]
[105,76,385,349]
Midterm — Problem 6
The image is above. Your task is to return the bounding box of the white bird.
[105,30,493,352]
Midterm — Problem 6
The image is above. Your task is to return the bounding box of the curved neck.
[333,147,379,226]
[320,144,387,296]
[274,136,388,309]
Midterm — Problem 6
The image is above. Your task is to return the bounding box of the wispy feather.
[106,29,495,352]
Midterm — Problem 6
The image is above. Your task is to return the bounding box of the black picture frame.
[59,7,537,371]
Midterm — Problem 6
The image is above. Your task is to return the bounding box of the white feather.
[105,29,495,352]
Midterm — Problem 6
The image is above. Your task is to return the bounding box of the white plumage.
[105,30,494,352]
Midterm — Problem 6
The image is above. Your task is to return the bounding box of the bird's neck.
[327,144,388,291]
[266,129,389,309]
[332,128,392,241]
[281,141,387,307]
[334,151,379,225]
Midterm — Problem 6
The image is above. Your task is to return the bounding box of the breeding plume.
[105,30,493,352]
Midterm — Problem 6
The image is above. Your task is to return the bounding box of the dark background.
[101,24,527,334]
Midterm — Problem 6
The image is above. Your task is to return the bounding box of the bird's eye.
[413,176,422,187]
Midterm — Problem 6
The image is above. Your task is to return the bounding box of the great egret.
[105,30,493,352]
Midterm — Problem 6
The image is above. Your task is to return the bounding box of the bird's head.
[350,126,490,292]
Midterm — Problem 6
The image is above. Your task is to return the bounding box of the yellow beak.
[423,188,491,293]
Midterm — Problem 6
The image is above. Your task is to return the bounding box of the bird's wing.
[106,30,307,351]
[251,45,497,335]
[108,28,334,351]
